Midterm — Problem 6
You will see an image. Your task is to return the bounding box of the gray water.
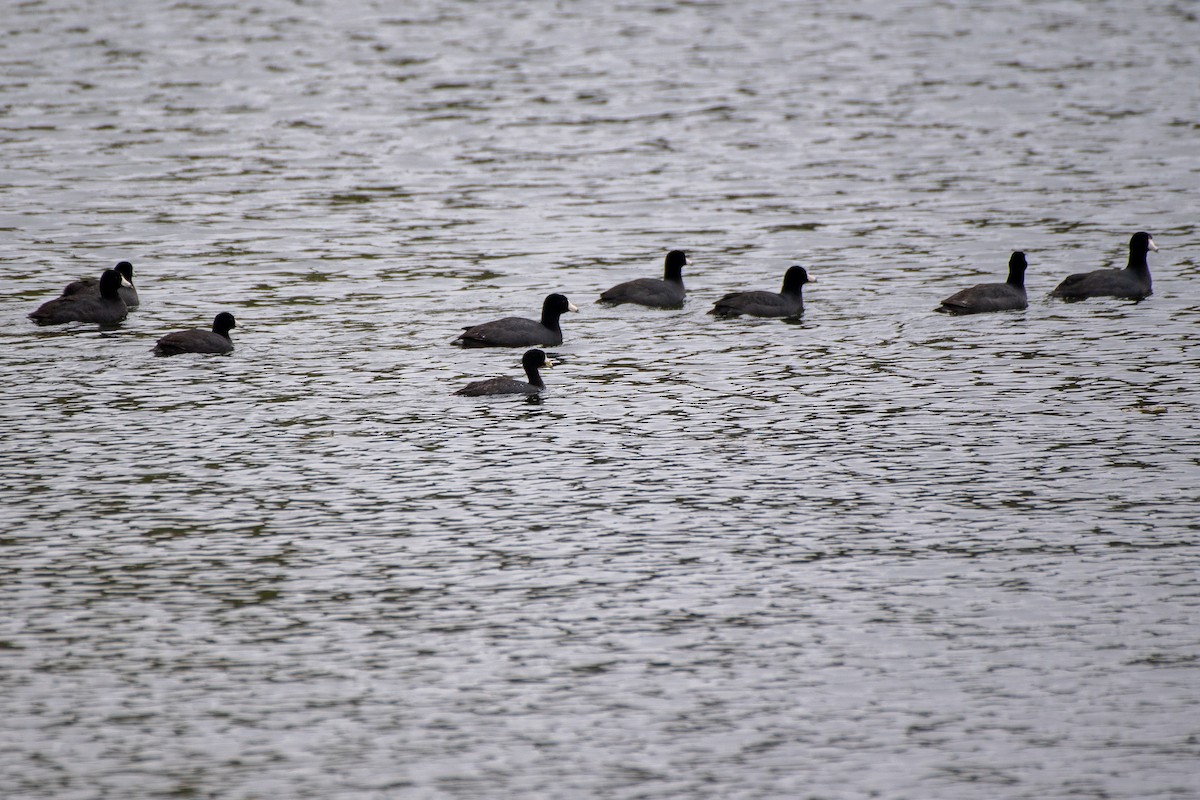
[3,1,1199,798]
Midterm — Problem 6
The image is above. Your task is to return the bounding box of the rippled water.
[3,1,1199,797]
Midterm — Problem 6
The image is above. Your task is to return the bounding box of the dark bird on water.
[153,312,237,356]
[454,349,553,396]
[711,265,812,318]
[1050,232,1157,301]
[599,250,691,308]
[935,252,1028,315]
[454,293,578,347]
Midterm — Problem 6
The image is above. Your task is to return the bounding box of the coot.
[154,312,237,355]
[454,349,552,396]
[711,265,812,318]
[1050,232,1157,301]
[599,250,690,308]
[455,293,578,347]
[935,252,1028,315]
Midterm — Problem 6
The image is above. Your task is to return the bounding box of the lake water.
[2,1,1199,798]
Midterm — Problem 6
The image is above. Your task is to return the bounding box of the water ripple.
[3,1,1200,798]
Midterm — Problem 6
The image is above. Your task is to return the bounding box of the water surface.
[2,1,1199,797]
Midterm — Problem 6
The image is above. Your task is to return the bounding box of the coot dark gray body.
[455,294,578,347]
[1050,232,1157,301]
[30,269,128,326]
[455,349,552,396]
[935,252,1028,315]
[711,265,811,318]
[63,261,139,308]
[599,250,690,308]
[154,312,237,355]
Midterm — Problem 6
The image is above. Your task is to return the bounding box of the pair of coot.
[30,267,133,326]
[451,295,574,396]
[450,294,577,396]
[449,251,699,345]
[453,248,809,341]
[29,261,238,355]
[59,260,141,309]
[599,250,813,318]
[935,232,1158,314]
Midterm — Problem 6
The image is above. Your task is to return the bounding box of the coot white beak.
[567,301,579,312]
[1148,237,1159,252]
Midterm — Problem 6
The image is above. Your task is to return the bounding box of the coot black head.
[541,293,579,323]
[1129,232,1158,262]
[213,312,237,337]
[664,250,691,281]
[113,261,134,283]
[781,265,811,294]
[521,348,550,384]
[98,269,124,299]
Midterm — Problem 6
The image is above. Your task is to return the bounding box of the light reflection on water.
[2,0,1199,797]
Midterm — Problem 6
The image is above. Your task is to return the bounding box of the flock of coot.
[934,231,1158,314]
[29,262,237,356]
[450,232,1158,395]
[27,231,1158,396]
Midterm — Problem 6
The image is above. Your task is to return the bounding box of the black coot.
[30,269,128,325]
[1050,232,1157,301]
[154,312,237,356]
[455,293,578,347]
[711,265,812,318]
[454,349,552,396]
[599,250,690,308]
[935,252,1028,315]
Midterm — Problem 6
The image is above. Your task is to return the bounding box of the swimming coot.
[454,293,578,347]
[153,312,237,356]
[30,269,128,326]
[62,261,139,308]
[599,250,690,308]
[935,252,1028,315]
[454,349,552,396]
[711,265,812,318]
[1050,232,1157,301]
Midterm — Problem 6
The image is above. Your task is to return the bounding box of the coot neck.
[1126,248,1151,276]
[524,365,545,388]
[98,276,123,302]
